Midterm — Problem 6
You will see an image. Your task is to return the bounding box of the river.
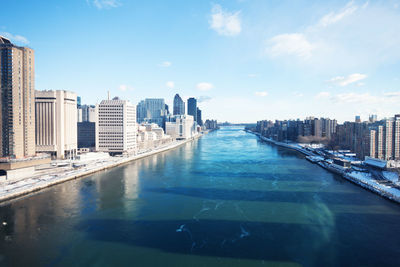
[1,127,400,266]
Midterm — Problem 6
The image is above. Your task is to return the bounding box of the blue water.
[1,127,400,266]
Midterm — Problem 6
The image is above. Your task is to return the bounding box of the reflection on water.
[0,127,400,266]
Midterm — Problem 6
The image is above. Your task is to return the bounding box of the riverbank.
[248,130,400,204]
[0,133,204,203]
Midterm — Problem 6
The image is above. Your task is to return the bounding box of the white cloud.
[118,84,134,91]
[332,92,378,104]
[264,2,400,70]
[316,91,400,106]
[166,81,175,88]
[90,0,120,9]
[198,95,212,103]
[196,82,214,91]
[315,91,331,99]
[209,4,241,36]
[248,74,258,78]
[383,91,400,98]
[255,91,268,97]
[0,32,29,44]
[328,73,367,86]
[266,33,314,59]
[318,1,358,27]
[159,61,172,67]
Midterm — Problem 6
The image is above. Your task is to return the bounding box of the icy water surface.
[1,127,400,266]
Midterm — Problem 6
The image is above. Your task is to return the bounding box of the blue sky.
[2,0,400,123]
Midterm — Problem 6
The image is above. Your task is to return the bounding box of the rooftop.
[0,36,11,44]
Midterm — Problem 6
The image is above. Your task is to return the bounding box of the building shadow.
[190,170,320,182]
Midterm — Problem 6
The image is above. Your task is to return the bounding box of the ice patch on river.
[240,224,250,238]
[175,224,201,253]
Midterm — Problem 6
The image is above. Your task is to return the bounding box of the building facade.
[0,36,36,158]
[165,115,195,140]
[78,122,95,148]
[35,90,78,159]
[78,104,96,122]
[197,107,203,126]
[173,94,185,115]
[136,98,166,127]
[96,98,137,154]
[368,117,400,160]
[187,97,197,123]
[205,119,218,130]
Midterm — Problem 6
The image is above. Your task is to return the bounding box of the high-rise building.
[165,115,195,140]
[366,117,400,160]
[173,94,185,115]
[35,90,78,159]
[0,36,36,158]
[313,118,322,137]
[321,118,337,139]
[136,98,166,127]
[79,104,96,122]
[78,122,95,148]
[205,119,218,130]
[377,125,384,159]
[394,116,400,160]
[136,100,147,123]
[384,119,393,160]
[77,108,83,123]
[369,130,376,158]
[368,117,400,160]
[355,115,361,123]
[369,114,378,123]
[197,107,203,126]
[187,97,197,122]
[165,104,169,115]
[96,97,137,154]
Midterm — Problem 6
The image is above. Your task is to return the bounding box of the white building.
[165,115,196,140]
[35,90,78,159]
[136,123,172,152]
[96,98,137,154]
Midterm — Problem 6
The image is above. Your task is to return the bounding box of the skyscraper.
[187,97,197,122]
[136,98,166,127]
[369,114,378,123]
[0,36,35,158]
[173,94,185,115]
[197,107,203,126]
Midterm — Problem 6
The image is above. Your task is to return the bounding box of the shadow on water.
[190,170,322,182]
[75,217,400,266]
[146,187,368,205]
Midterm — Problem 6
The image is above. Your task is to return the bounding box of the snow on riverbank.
[250,130,400,204]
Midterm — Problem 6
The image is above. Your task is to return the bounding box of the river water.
[1,127,400,266]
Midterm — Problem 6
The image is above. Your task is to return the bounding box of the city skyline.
[1,0,400,123]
